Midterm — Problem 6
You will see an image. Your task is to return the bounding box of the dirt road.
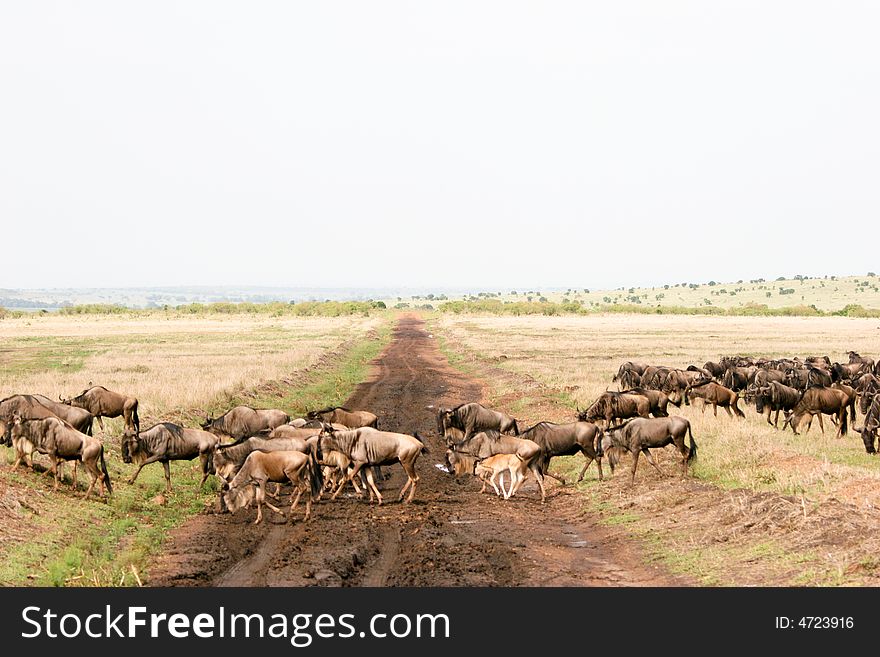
[150,315,676,586]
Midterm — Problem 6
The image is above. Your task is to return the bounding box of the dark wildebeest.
[600,417,697,485]
[306,406,378,429]
[856,374,879,415]
[806,355,832,368]
[683,380,745,418]
[8,416,111,498]
[855,395,880,454]
[223,449,322,524]
[752,369,787,389]
[754,382,802,428]
[830,382,858,425]
[318,427,428,504]
[783,386,850,438]
[122,422,220,490]
[831,361,869,384]
[639,366,674,390]
[613,361,649,389]
[517,421,604,484]
[578,392,651,428]
[434,402,519,443]
[661,370,704,398]
[202,406,290,441]
[721,366,755,392]
[784,367,810,391]
[61,385,139,434]
[446,430,546,501]
[848,351,875,372]
[30,395,94,435]
[703,361,726,379]
[686,365,713,380]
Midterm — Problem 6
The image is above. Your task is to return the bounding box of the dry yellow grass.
[0,314,384,423]
[434,314,880,507]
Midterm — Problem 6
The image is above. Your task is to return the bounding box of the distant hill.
[3,275,879,314]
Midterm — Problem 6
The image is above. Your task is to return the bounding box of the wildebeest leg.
[331,462,363,500]
[630,449,640,485]
[50,455,60,491]
[128,454,163,484]
[162,460,173,491]
[641,448,665,477]
[96,416,105,432]
[82,456,100,500]
[400,459,419,503]
[774,409,780,428]
[529,464,546,502]
[364,467,384,505]
[489,471,502,497]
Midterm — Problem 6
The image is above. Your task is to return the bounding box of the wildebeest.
[0,394,88,473]
[600,416,697,485]
[752,369,787,390]
[613,361,649,389]
[474,453,528,499]
[624,387,678,417]
[783,386,850,437]
[306,406,378,429]
[223,450,322,524]
[848,351,875,372]
[754,382,802,428]
[831,362,867,384]
[212,435,317,483]
[721,366,756,392]
[856,373,879,415]
[30,395,94,435]
[578,392,651,427]
[61,385,139,434]
[703,361,727,379]
[806,355,832,368]
[785,367,811,391]
[806,365,833,388]
[683,380,745,418]
[855,395,880,454]
[202,406,290,441]
[447,430,546,501]
[122,422,220,490]
[8,416,111,498]
[319,427,428,504]
[517,420,603,483]
[434,402,519,443]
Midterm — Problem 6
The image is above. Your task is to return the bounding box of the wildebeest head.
[7,415,24,445]
[223,482,256,513]
[599,423,629,470]
[121,428,140,464]
[0,417,11,447]
[200,415,215,431]
[444,448,477,476]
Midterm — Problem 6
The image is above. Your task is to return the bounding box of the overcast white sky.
[1,2,878,291]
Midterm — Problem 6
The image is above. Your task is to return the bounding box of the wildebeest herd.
[1,348,878,521]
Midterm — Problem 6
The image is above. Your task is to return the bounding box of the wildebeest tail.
[99,447,113,494]
[687,422,698,463]
[840,406,848,436]
[133,406,140,434]
[511,419,520,436]
[413,432,430,454]
[307,452,323,499]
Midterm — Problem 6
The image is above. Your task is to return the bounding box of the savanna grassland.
[0,312,391,585]
[431,313,880,585]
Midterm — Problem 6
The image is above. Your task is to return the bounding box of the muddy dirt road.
[150,315,676,586]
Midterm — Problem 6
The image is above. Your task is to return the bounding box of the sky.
[1,2,878,291]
